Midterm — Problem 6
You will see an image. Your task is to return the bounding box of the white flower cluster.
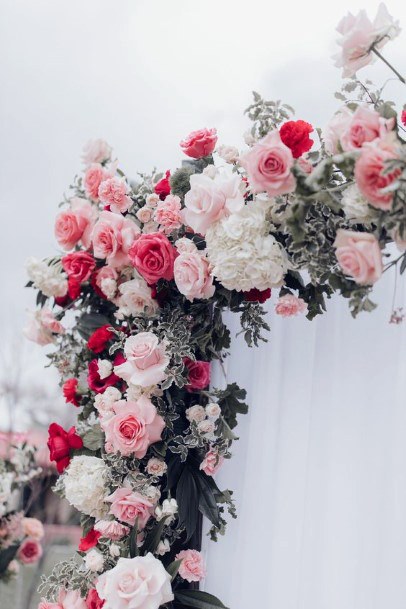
[341,184,375,224]
[26,257,67,298]
[205,202,288,291]
[63,455,108,519]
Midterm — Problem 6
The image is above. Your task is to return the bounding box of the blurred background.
[1,1,406,608]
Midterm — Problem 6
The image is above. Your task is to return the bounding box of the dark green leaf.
[129,518,139,558]
[174,590,228,609]
[142,516,169,554]
[76,312,111,341]
[176,466,199,542]
[166,558,182,581]
[0,545,19,575]
[194,471,221,528]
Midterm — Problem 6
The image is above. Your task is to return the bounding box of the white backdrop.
[203,271,406,609]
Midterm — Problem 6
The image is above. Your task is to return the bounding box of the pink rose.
[82,139,112,166]
[275,294,307,317]
[98,177,132,214]
[340,105,395,151]
[106,488,154,528]
[200,449,224,477]
[136,207,153,224]
[62,251,96,283]
[323,108,352,155]
[184,358,210,392]
[180,128,217,159]
[58,589,87,609]
[17,538,42,564]
[101,396,165,458]
[96,554,173,609]
[334,229,383,285]
[55,198,96,251]
[334,4,400,78]
[154,195,183,234]
[355,137,400,210]
[92,211,140,268]
[22,518,44,540]
[84,164,112,201]
[24,308,65,345]
[114,333,169,387]
[175,549,206,582]
[183,173,244,235]
[239,130,296,196]
[94,520,129,541]
[174,252,215,301]
[128,232,178,284]
[38,602,62,609]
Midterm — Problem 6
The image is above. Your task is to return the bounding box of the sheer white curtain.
[203,268,406,609]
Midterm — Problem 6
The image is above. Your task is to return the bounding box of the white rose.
[155,498,178,523]
[82,139,112,166]
[63,456,108,519]
[85,549,104,572]
[217,145,239,163]
[26,257,68,298]
[97,359,113,380]
[198,420,215,435]
[205,403,221,419]
[110,544,121,558]
[146,458,168,477]
[185,405,206,423]
[202,164,219,178]
[145,193,160,208]
[156,539,170,556]
[175,237,198,254]
[115,277,157,320]
[94,387,121,419]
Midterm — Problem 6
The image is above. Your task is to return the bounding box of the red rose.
[87,324,114,354]
[129,232,178,285]
[87,358,120,393]
[180,128,218,159]
[184,357,211,392]
[243,288,271,304]
[79,528,101,552]
[86,589,105,609]
[279,120,314,159]
[47,423,83,473]
[62,251,96,283]
[402,110,406,126]
[154,170,171,200]
[63,378,80,407]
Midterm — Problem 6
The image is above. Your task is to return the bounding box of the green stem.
[371,47,405,84]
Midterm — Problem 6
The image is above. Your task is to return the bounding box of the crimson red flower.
[63,378,80,407]
[243,288,271,303]
[86,588,105,609]
[87,324,114,354]
[62,251,96,283]
[68,277,81,299]
[154,170,171,200]
[184,357,211,392]
[87,358,120,393]
[79,528,101,552]
[402,110,406,126]
[129,232,178,285]
[47,423,83,473]
[279,120,314,158]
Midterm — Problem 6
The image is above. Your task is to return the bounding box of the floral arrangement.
[0,434,43,582]
[24,3,405,608]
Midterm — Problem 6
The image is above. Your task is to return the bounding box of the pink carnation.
[92,211,140,268]
[98,177,132,214]
[200,449,224,476]
[154,195,183,234]
[180,128,217,159]
[176,549,206,582]
[106,488,154,528]
[334,229,383,285]
[94,520,129,541]
[275,294,307,317]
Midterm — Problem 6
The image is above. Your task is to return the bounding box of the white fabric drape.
[203,268,406,609]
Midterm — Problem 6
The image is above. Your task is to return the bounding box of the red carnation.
[154,170,171,200]
[62,251,96,283]
[279,120,314,158]
[129,232,178,285]
[87,324,114,354]
[47,423,83,473]
[87,358,120,393]
[184,357,211,392]
[86,588,105,609]
[243,288,271,304]
[79,528,101,552]
[402,110,406,126]
[68,277,81,299]
[63,378,80,407]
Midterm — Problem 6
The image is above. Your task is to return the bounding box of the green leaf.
[174,590,228,609]
[129,518,139,558]
[176,466,199,541]
[0,545,19,575]
[166,558,182,581]
[81,425,104,451]
[194,471,221,528]
[76,312,111,341]
[400,254,406,275]
[142,516,169,554]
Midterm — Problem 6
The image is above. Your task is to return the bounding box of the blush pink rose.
[98,177,132,214]
[82,139,112,166]
[84,164,112,201]
[323,108,352,155]
[22,518,44,540]
[175,549,206,583]
[184,358,210,392]
[275,294,307,317]
[94,520,129,541]
[154,195,183,234]
[128,232,178,284]
[114,332,169,387]
[24,308,65,345]
[183,173,244,235]
[180,128,217,159]
[340,105,395,151]
[239,130,296,196]
[17,538,42,564]
[355,137,400,210]
[57,589,87,609]
[106,488,154,528]
[55,198,96,251]
[200,449,224,477]
[92,211,140,268]
[334,229,383,285]
[101,396,165,458]
[38,602,63,609]
[174,252,215,301]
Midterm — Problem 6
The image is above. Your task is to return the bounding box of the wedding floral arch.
[16,4,406,608]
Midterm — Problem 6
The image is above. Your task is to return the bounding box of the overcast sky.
[0,0,405,428]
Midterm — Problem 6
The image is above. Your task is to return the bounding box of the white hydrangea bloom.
[63,456,108,519]
[26,257,68,298]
